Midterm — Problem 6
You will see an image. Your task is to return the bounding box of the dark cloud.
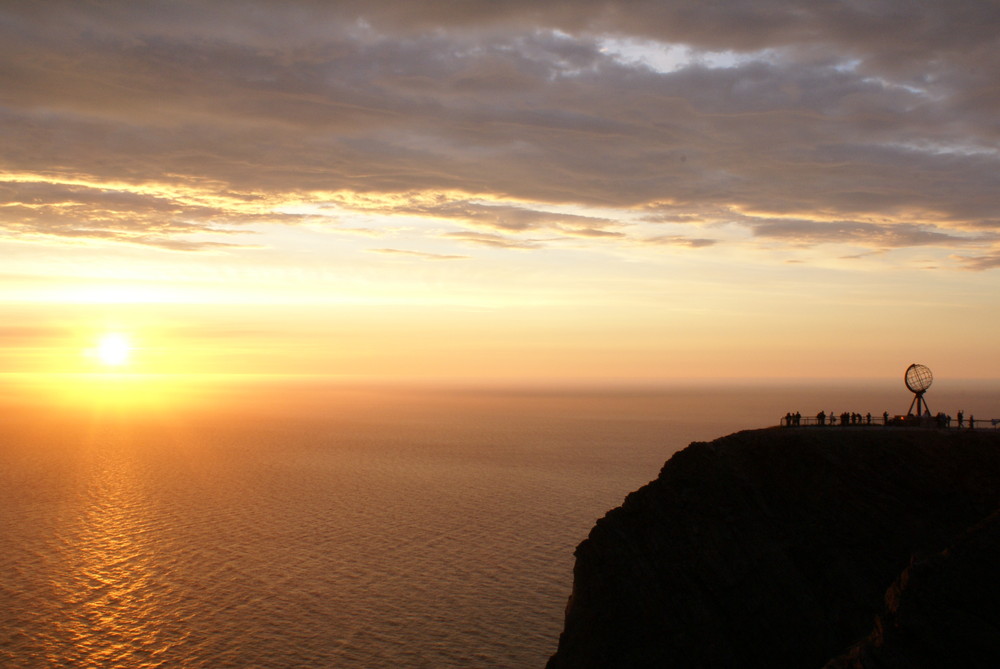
[0,1,998,261]
[19,1,996,58]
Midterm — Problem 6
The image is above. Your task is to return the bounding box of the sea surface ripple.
[3,380,988,667]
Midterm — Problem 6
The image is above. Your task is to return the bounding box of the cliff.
[547,428,1000,669]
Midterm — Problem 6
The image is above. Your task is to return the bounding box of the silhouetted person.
[957,410,964,428]
[969,414,975,429]
[883,411,889,424]
[817,411,825,426]
[865,412,871,425]
[794,412,801,426]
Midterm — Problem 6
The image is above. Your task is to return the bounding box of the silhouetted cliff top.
[548,427,1000,669]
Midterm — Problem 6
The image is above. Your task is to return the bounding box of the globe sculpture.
[905,363,933,417]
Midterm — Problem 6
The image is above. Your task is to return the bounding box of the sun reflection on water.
[46,442,176,668]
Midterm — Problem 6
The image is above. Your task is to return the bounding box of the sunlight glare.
[97,333,132,366]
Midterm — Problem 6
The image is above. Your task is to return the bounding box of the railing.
[781,416,882,427]
[779,414,1000,429]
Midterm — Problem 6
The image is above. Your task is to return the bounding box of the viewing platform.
[780,364,997,430]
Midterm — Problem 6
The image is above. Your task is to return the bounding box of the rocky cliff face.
[547,428,1000,669]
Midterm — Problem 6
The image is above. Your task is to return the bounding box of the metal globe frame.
[904,363,933,416]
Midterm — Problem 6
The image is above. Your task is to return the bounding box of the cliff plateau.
[547,428,1000,668]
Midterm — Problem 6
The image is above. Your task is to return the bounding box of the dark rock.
[824,510,1000,669]
[546,428,1000,669]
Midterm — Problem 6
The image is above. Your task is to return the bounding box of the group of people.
[933,410,974,428]
[781,409,978,428]
[782,411,879,427]
[824,411,875,426]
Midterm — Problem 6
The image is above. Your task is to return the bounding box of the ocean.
[2,377,997,668]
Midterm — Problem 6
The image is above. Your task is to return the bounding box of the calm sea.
[2,377,997,668]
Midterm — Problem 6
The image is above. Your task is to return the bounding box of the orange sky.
[2,2,999,384]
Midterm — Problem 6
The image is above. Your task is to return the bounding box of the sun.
[96,332,133,366]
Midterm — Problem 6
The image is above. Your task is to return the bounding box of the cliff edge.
[547,428,1000,669]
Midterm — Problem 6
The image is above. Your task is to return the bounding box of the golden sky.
[2,1,999,383]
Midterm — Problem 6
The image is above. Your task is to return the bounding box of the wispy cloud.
[0,325,72,345]
[370,248,468,260]
[373,200,625,238]
[644,235,718,248]
[746,219,997,249]
[441,231,542,249]
[0,178,276,250]
[952,252,1000,272]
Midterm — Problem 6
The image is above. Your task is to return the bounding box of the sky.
[2,1,999,385]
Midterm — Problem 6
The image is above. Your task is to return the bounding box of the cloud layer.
[1,1,998,264]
